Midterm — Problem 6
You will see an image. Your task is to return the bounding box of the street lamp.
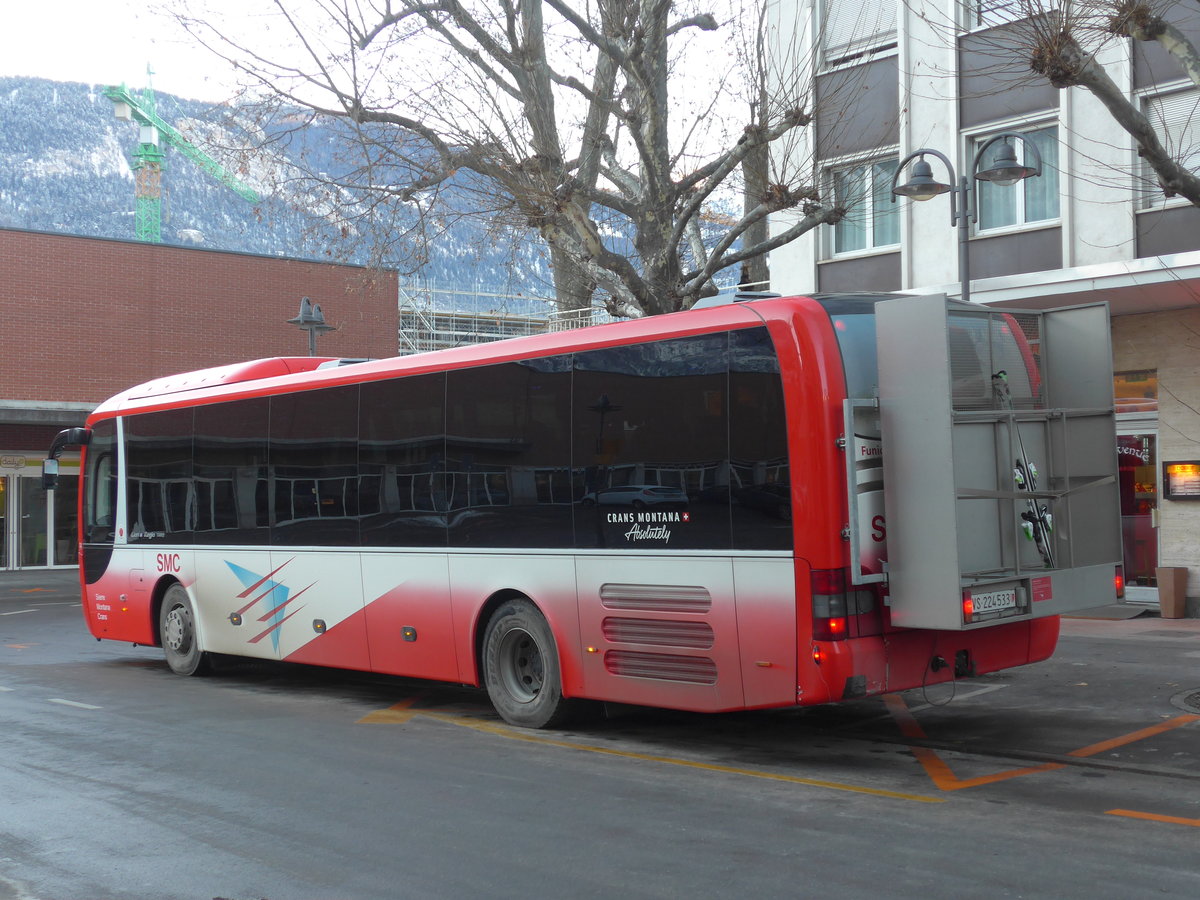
[287,296,336,356]
[891,133,1043,304]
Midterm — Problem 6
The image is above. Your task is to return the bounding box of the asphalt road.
[2,570,1198,900]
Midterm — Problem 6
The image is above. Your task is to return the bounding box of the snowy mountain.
[1,76,739,315]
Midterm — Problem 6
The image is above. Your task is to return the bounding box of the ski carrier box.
[861,294,1120,630]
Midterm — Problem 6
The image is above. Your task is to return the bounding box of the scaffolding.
[397,283,614,355]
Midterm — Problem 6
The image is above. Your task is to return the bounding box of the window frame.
[818,0,898,68]
[962,0,1038,32]
[1137,83,1200,211]
[822,152,902,258]
[968,122,1060,235]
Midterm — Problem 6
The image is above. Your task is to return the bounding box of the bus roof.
[89,292,891,419]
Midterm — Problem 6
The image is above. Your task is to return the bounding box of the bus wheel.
[159,584,211,676]
[483,599,573,729]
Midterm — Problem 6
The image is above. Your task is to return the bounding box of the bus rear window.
[815,296,887,400]
[815,295,1043,407]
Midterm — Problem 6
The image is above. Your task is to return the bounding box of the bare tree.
[172,0,843,317]
[987,0,1200,206]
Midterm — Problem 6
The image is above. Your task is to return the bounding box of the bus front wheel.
[159,584,211,676]
[482,599,573,729]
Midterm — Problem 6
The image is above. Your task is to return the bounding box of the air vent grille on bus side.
[598,584,712,613]
[604,651,718,684]
[601,617,715,649]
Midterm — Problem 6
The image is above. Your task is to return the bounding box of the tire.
[159,583,211,676]
[482,598,574,729]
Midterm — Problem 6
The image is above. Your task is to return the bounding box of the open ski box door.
[868,294,1120,630]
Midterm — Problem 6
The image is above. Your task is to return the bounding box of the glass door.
[0,477,8,569]
[1117,431,1158,603]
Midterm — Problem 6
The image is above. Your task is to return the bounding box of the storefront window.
[1114,370,1158,414]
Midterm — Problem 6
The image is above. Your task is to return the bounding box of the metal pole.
[957,175,971,305]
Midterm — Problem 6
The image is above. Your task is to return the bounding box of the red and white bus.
[49,292,1121,727]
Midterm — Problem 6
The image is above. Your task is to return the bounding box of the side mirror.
[42,458,60,491]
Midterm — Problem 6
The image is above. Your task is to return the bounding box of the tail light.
[811,568,878,641]
[1115,565,1125,599]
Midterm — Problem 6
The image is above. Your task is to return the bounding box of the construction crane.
[105,73,259,243]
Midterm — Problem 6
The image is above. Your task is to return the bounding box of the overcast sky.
[1,0,243,102]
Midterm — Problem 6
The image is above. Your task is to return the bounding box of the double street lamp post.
[890,133,1044,304]
[288,296,336,356]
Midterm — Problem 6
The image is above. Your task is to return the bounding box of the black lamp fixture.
[288,296,336,356]
[891,132,1044,304]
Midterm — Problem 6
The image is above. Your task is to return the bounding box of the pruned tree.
[983,0,1200,206]
[172,0,844,317]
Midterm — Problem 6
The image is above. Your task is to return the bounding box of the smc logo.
[156,553,181,573]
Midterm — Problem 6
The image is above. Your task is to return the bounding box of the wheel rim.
[497,627,544,703]
[164,603,193,656]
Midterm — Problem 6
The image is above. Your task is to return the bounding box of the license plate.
[972,587,1018,612]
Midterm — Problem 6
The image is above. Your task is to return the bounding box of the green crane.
[105,77,259,243]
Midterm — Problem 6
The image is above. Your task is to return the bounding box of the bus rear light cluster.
[1114,566,1126,599]
[811,568,878,642]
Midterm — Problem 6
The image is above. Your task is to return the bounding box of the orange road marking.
[1066,715,1200,758]
[19,588,50,594]
[884,694,1061,790]
[884,695,1200,792]
[1107,809,1200,828]
[357,696,420,724]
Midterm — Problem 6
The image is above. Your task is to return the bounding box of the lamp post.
[891,133,1043,304]
[287,296,336,356]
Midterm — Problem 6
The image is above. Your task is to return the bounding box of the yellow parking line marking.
[886,695,1200,793]
[1107,809,1200,828]
[360,699,943,803]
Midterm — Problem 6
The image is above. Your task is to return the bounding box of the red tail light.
[1114,566,1125,599]
[811,568,879,641]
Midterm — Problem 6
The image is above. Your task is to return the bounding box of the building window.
[1140,88,1200,208]
[1114,370,1158,415]
[820,0,897,65]
[829,158,900,255]
[966,0,1029,29]
[975,126,1059,231]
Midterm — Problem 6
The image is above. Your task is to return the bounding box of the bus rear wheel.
[483,598,574,729]
[159,584,211,676]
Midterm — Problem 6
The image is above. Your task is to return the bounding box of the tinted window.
[194,398,270,545]
[269,386,360,546]
[447,356,574,548]
[729,328,792,550]
[573,334,731,551]
[125,409,193,544]
[359,373,447,547]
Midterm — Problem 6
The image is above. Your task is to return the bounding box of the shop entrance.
[1117,430,1158,604]
[0,466,79,570]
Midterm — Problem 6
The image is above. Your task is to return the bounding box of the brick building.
[0,228,398,570]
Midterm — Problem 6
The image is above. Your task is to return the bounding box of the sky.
[1,0,245,102]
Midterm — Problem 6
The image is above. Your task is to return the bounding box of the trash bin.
[1155,567,1189,619]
